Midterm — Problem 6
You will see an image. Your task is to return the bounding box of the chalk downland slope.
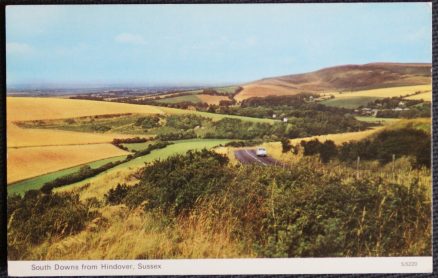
[235,63,431,101]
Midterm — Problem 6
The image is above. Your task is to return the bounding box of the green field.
[156,94,201,104]
[215,86,238,94]
[322,96,380,109]
[155,86,237,104]
[355,116,400,123]
[190,110,277,124]
[56,139,232,191]
[8,155,128,196]
[109,139,231,169]
[179,89,203,95]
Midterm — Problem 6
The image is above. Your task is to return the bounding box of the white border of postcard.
[9,257,432,276]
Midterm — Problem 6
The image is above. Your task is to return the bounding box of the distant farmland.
[322,84,432,108]
[7,97,163,121]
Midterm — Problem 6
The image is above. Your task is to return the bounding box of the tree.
[320,140,338,163]
[281,138,292,153]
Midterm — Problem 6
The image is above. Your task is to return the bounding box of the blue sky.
[6,3,432,88]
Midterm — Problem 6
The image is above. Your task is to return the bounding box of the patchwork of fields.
[6,84,431,196]
[322,85,432,108]
[7,96,253,195]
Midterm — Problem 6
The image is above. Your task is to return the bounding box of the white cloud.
[6,42,34,55]
[115,33,147,45]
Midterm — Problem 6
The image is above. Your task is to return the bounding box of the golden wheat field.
[289,126,387,145]
[234,84,301,102]
[196,94,230,105]
[7,97,164,121]
[7,143,129,184]
[331,84,432,99]
[6,97,162,183]
[7,123,137,148]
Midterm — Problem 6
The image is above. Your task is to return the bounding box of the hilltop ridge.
[236,62,431,101]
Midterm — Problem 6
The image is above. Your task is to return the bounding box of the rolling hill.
[235,62,431,101]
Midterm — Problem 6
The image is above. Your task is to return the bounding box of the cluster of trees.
[338,128,431,167]
[299,128,430,168]
[204,118,281,140]
[112,137,150,145]
[240,93,318,107]
[69,95,106,101]
[40,162,126,193]
[165,114,210,130]
[90,125,112,132]
[203,95,371,137]
[300,139,338,163]
[103,150,430,257]
[130,141,172,158]
[134,116,161,130]
[366,97,423,110]
[375,104,431,119]
[157,130,197,141]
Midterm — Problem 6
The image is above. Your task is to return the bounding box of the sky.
[6,3,432,88]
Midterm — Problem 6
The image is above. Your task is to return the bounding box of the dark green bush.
[105,184,129,205]
[7,191,96,259]
[135,116,161,129]
[119,149,232,214]
[339,128,431,167]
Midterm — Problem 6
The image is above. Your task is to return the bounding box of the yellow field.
[197,94,230,105]
[235,84,432,103]
[8,123,138,148]
[7,143,129,184]
[234,84,300,102]
[404,91,432,102]
[7,97,163,121]
[289,126,386,145]
[332,85,431,99]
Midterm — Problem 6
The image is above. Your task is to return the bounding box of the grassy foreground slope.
[55,139,231,200]
[16,145,431,259]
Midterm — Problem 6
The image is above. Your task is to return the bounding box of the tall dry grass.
[30,203,251,260]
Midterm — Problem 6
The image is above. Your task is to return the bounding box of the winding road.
[234,149,281,166]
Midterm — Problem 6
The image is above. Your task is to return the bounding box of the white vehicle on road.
[256,147,267,157]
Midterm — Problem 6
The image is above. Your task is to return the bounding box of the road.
[234,149,281,166]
